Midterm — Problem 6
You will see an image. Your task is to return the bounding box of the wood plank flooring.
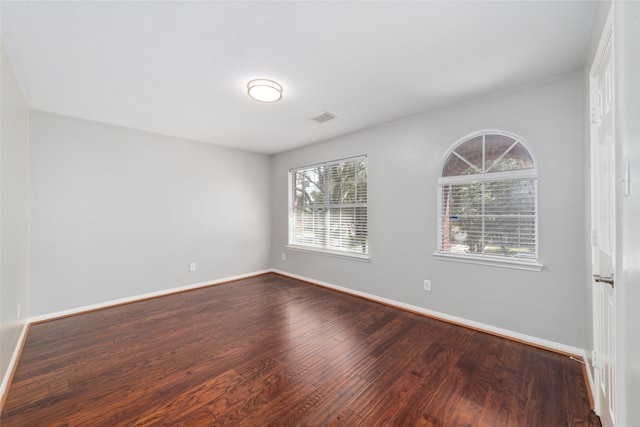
[1,273,600,426]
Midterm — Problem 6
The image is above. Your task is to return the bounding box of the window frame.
[287,155,369,261]
[434,131,543,271]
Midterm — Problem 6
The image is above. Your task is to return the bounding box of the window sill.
[287,245,370,262]
[433,252,543,271]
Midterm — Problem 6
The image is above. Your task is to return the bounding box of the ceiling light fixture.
[247,79,283,103]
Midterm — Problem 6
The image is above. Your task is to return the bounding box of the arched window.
[436,132,541,270]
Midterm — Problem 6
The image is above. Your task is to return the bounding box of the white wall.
[29,111,271,316]
[0,40,30,397]
[615,1,640,425]
[271,73,585,347]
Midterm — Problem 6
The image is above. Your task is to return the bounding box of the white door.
[590,11,616,427]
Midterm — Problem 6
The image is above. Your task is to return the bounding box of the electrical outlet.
[423,280,431,292]
[189,262,196,272]
[281,253,286,261]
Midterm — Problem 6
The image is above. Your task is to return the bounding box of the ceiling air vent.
[311,112,336,123]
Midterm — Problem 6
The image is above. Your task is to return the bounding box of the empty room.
[1,1,639,426]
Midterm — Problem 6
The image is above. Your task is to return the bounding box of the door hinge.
[590,107,598,124]
[592,351,600,369]
[592,229,598,246]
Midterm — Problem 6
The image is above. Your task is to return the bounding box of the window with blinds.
[437,133,538,265]
[289,156,368,258]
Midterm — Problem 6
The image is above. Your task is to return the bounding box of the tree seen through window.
[438,133,538,262]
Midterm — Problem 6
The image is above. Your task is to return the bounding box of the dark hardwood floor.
[1,273,600,426]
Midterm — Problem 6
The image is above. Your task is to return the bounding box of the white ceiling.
[1,1,596,154]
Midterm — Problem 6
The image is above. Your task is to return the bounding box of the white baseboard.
[0,322,29,410]
[22,268,586,358]
[28,269,272,324]
[272,269,584,357]
[582,349,597,405]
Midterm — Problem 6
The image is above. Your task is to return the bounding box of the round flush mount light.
[247,79,283,103]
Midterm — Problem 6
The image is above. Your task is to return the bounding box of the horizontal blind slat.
[290,156,368,255]
[438,176,537,260]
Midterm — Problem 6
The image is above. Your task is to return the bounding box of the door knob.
[593,274,614,287]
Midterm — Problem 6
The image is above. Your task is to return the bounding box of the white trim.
[433,252,543,271]
[286,245,370,262]
[590,9,614,77]
[437,168,537,185]
[438,129,538,173]
[288,154,367,173]
[0,322,29,407]
[583,349,597,407]
[28,269,271,324]
[272,269,580,356]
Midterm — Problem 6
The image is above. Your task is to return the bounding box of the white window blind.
[437,133,539,265]
[438,175,537,259]
[289,156,367,257]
